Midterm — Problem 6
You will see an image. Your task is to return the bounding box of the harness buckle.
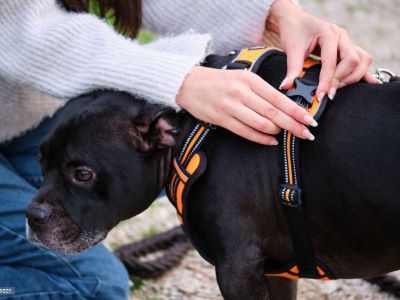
[226,60,251,70]
[286,78,317,108]
[279,184,302,208]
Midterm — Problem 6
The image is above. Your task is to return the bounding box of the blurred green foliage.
[345,1,367,13]
[88,0,156,44]
[137,30,156,44]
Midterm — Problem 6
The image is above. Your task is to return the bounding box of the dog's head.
[26,92,181,253]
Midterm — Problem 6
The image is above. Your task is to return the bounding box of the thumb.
[280,48,307,90]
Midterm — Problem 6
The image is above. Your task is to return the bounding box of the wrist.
[265,0,303,34]
[176,66,202,109]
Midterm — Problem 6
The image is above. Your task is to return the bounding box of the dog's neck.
[156,112,198,192]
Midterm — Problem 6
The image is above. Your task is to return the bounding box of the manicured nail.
[279,77,289,90]
[270,139,279,146]
[317,92,326,102]
[338,82,346,89]
[328,87,337,100]
[304,115,318,127]
[303,129,315,141]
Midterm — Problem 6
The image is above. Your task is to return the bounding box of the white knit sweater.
[0,0,278,143]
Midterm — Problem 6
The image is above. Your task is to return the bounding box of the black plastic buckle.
[226,60,251,70]
[286,78,317,108]
[279,184,303,208]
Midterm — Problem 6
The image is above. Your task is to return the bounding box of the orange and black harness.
[166,47,335,280]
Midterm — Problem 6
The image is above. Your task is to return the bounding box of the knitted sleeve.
[0,0,212,109]
[142,0,277,54]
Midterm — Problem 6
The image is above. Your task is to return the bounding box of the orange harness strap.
[167,123,213,224]
[166,47,334,281]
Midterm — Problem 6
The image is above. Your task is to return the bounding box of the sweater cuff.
[98,33,212,110]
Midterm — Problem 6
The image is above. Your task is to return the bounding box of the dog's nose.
[26,207,52,231]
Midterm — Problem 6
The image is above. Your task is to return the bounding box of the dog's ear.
[129,107,180,153]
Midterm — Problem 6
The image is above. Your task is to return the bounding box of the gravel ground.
[104,1,400,299]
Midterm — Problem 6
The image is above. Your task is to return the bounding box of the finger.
[242,88,316,140]
[363,72,381,84]
[329,33,360,98]
[341,47,373,85]
[229,103,282,135]
[248,73,318,128]
[316,33,339,100]
[281,42,308,90]
[222,115,279,145]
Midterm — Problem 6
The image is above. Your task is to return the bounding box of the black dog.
[26,51,400,299]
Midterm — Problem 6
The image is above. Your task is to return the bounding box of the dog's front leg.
[215,244,271,300]
[267,277,297,300]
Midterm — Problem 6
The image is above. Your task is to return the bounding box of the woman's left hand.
[265,0,380,100]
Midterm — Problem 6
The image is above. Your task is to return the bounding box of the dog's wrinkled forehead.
[41,92,147,159]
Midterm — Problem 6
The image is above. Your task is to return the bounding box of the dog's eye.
[72,167,94,183]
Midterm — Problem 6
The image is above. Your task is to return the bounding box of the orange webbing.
[234,47,279,68]
[173,159,188,184]
[284,56,322,187]
[176,181,185,214]
[169,124,207,199]
[174,153,202,217]
[284,189,291,203]
[308,96,321,117]
[267,271,299,280]
[301,58,321,77]
[186,153,201,175]
[266,264,331,281]
[285,131,294,185]
[181,126,205,163]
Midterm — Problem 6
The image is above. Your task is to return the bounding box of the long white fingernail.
[304,115,318,127]
[317,92,326,102]
[303,129,315,141]
[279,78,289,90]
[270,139,279,146]
[328,87,337,100]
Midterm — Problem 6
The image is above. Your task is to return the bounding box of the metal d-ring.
[374,68,396,82]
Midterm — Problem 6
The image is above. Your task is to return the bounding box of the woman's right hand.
[176,66,318,145]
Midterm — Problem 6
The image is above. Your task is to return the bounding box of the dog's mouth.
[25,218,107,254]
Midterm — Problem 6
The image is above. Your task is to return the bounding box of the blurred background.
[304,0,400,74]
[104,0,400,299]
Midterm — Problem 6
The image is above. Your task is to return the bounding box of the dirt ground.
[104,0,400,299]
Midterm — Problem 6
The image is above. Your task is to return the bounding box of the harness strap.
[167,123,213,223]
[273,59,331,279]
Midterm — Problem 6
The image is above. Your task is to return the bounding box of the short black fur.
[27,51,400,299]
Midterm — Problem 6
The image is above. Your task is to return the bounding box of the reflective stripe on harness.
[166,46,335,281]
[167,123,213,224]
[265,57,333,280]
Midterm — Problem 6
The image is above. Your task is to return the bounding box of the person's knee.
[87,247,129,300]
[99,255,129,299]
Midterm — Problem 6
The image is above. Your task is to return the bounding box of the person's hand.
[176,66,318,145]
[265,0,380,100]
